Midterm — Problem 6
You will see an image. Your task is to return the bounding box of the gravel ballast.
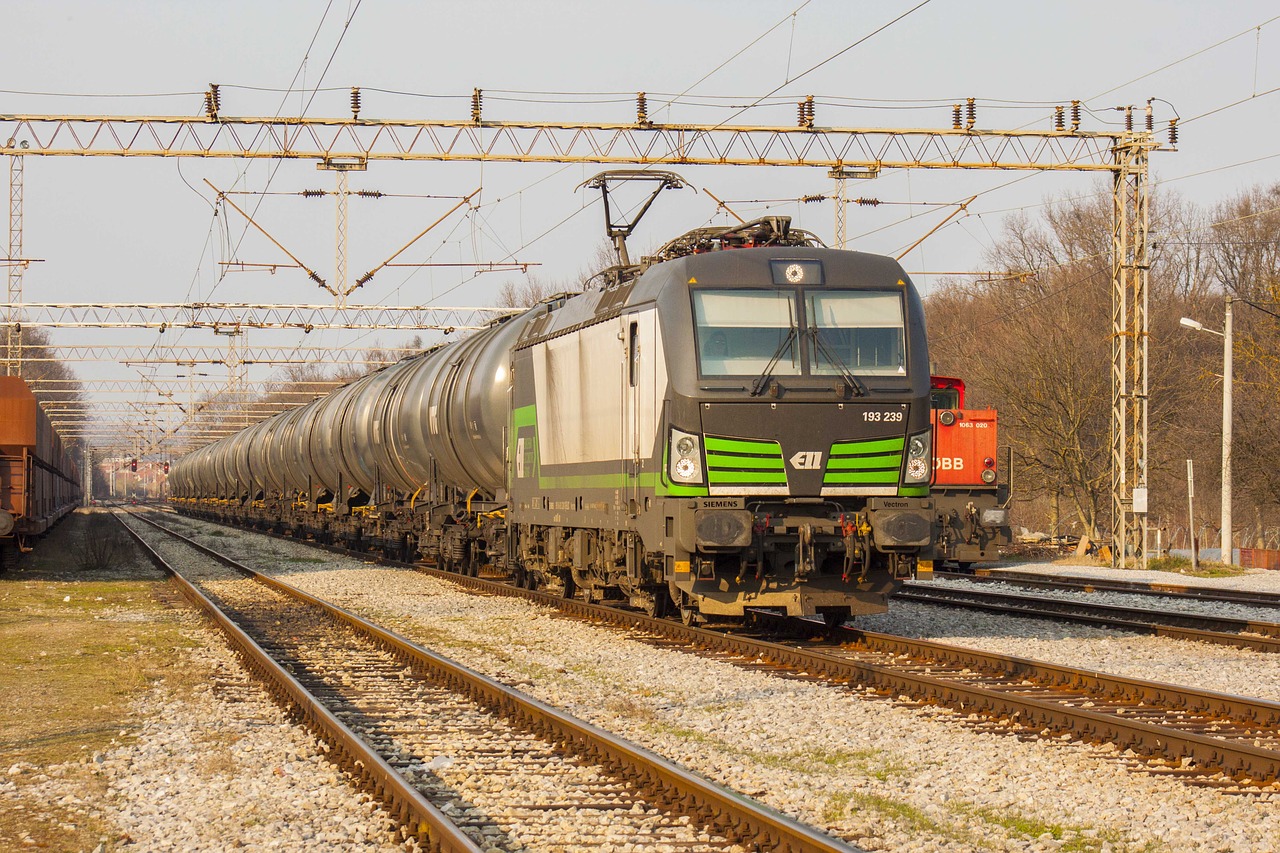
[136,516,1280,852]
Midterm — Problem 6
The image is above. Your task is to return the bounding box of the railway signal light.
[163,461,170,474]
[130,459,137,472]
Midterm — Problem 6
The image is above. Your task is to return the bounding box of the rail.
[123,509,857,852]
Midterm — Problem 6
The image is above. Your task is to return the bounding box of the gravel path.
[141,516,1280,852]
[980,560,1280,594]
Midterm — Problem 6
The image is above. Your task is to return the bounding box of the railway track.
[118,510,857,853]
[953,568,1280,610]
[159,509,1280,792]
[894,581,1280,653]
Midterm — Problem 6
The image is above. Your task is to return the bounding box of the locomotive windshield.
[692,289,802,377]
[693,288,905,378]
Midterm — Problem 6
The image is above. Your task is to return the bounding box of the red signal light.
[130,459,137,472]
[163,461,170,474]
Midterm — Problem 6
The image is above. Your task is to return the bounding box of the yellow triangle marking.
[688,276,698,284]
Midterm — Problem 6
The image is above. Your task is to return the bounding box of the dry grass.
[0,509,207,850]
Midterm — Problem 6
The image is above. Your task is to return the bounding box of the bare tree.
[926,189,1202,541]
[1205,184,1280,537]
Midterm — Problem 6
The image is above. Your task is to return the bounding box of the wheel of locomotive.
[512,565,527,588]
[821,611,847,630]
[680,605,698,627]
[466,547,481,577]
[560,567,576,599]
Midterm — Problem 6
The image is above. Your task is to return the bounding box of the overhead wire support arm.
[354,186,481,289]
[204,179,328,292]
[895,195,977,260]
[700,188,747,225]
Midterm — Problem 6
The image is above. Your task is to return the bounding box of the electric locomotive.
[171,178,935,624]
[506,218,934,624]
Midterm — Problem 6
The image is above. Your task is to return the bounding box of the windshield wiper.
[808,328,867,397]
[750,327,796,396]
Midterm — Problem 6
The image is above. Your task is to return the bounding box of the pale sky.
[3,1,1278,452]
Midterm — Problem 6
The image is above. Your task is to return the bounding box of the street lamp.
[1179,296,1233,564]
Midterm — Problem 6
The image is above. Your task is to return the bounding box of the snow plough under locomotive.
[171,209,935,624]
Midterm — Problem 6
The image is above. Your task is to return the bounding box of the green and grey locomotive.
[170,216,934,625]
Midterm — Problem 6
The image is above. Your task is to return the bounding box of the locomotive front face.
[651,248,934,617]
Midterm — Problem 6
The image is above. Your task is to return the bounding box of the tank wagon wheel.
[642,593,671,619]
[560,568,576,600]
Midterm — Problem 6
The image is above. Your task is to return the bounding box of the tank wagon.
[925,375,1012,569]
[0,376,81,563]
[172,216,936,624]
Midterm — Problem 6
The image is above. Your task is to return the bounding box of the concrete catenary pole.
[1221,297,1233,564]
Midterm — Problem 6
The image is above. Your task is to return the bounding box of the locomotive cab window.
[930,386,960,409]
[806,291,905,376]
[693,289,801,377]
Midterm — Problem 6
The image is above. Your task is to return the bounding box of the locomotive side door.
[622,316,641,517]
[621,310,663,519]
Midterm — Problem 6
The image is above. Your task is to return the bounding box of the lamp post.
[1179,296,1232,565]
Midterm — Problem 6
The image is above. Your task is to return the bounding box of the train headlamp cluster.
[903,430,932,484]
[669,429,704,484]
[981,455,997,484]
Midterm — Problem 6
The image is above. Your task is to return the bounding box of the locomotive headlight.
[903,429,932,484]
[669,428,704,484]
[981,468,997,484]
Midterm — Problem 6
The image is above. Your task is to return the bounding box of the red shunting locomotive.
[926,375,1011,570]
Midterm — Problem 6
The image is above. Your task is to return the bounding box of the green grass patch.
[847,792,959,838]
[0,580,198,765]
[1143,554,1245,577]
[952,803,1120,852]
[822,791,852,823]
